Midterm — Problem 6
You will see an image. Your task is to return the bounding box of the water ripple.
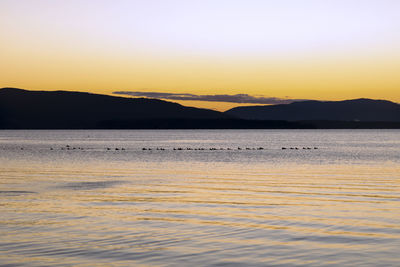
[1,130,399,266]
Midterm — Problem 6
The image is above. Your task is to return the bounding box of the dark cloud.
[113,91,308,105]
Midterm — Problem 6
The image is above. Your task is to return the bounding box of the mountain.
[0,88,229,129]
[225,99,400,122]
[1,88,399,129]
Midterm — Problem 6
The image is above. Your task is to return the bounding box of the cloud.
[113,91,308,105]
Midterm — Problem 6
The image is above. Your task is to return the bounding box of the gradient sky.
[1,0,399,110]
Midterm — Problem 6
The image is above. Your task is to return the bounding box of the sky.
[1,0,399,111]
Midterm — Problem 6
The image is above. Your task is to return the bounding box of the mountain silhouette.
[0,88,229,128]
[1,88,399,129]
[225,99,400,122]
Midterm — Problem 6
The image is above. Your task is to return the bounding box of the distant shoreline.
[1,88,399,129]
[2,119,400,130]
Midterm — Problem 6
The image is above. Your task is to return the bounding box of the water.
[0,130,399,266]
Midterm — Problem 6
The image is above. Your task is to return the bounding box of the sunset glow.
[1,0,399,110]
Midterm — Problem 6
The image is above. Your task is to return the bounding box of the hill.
[1,88,399,129]
[0,88,228,129]
[225,99,400,122]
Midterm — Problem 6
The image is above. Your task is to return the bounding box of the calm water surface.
[0,130,399,266]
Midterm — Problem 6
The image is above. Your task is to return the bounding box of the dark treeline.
[98,119,400,129]
[2,118,400,129]
[97,119,307,129]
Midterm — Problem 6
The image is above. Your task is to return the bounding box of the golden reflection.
[1,136,399,266]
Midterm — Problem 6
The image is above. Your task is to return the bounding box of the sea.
[0,130,399,267]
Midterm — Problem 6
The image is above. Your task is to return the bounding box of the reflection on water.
[58,180,126,190]
[0,130,399,266]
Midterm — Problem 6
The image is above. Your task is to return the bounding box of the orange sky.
[1,0,399,111]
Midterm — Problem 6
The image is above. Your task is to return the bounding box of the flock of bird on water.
[20,145,319,151]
